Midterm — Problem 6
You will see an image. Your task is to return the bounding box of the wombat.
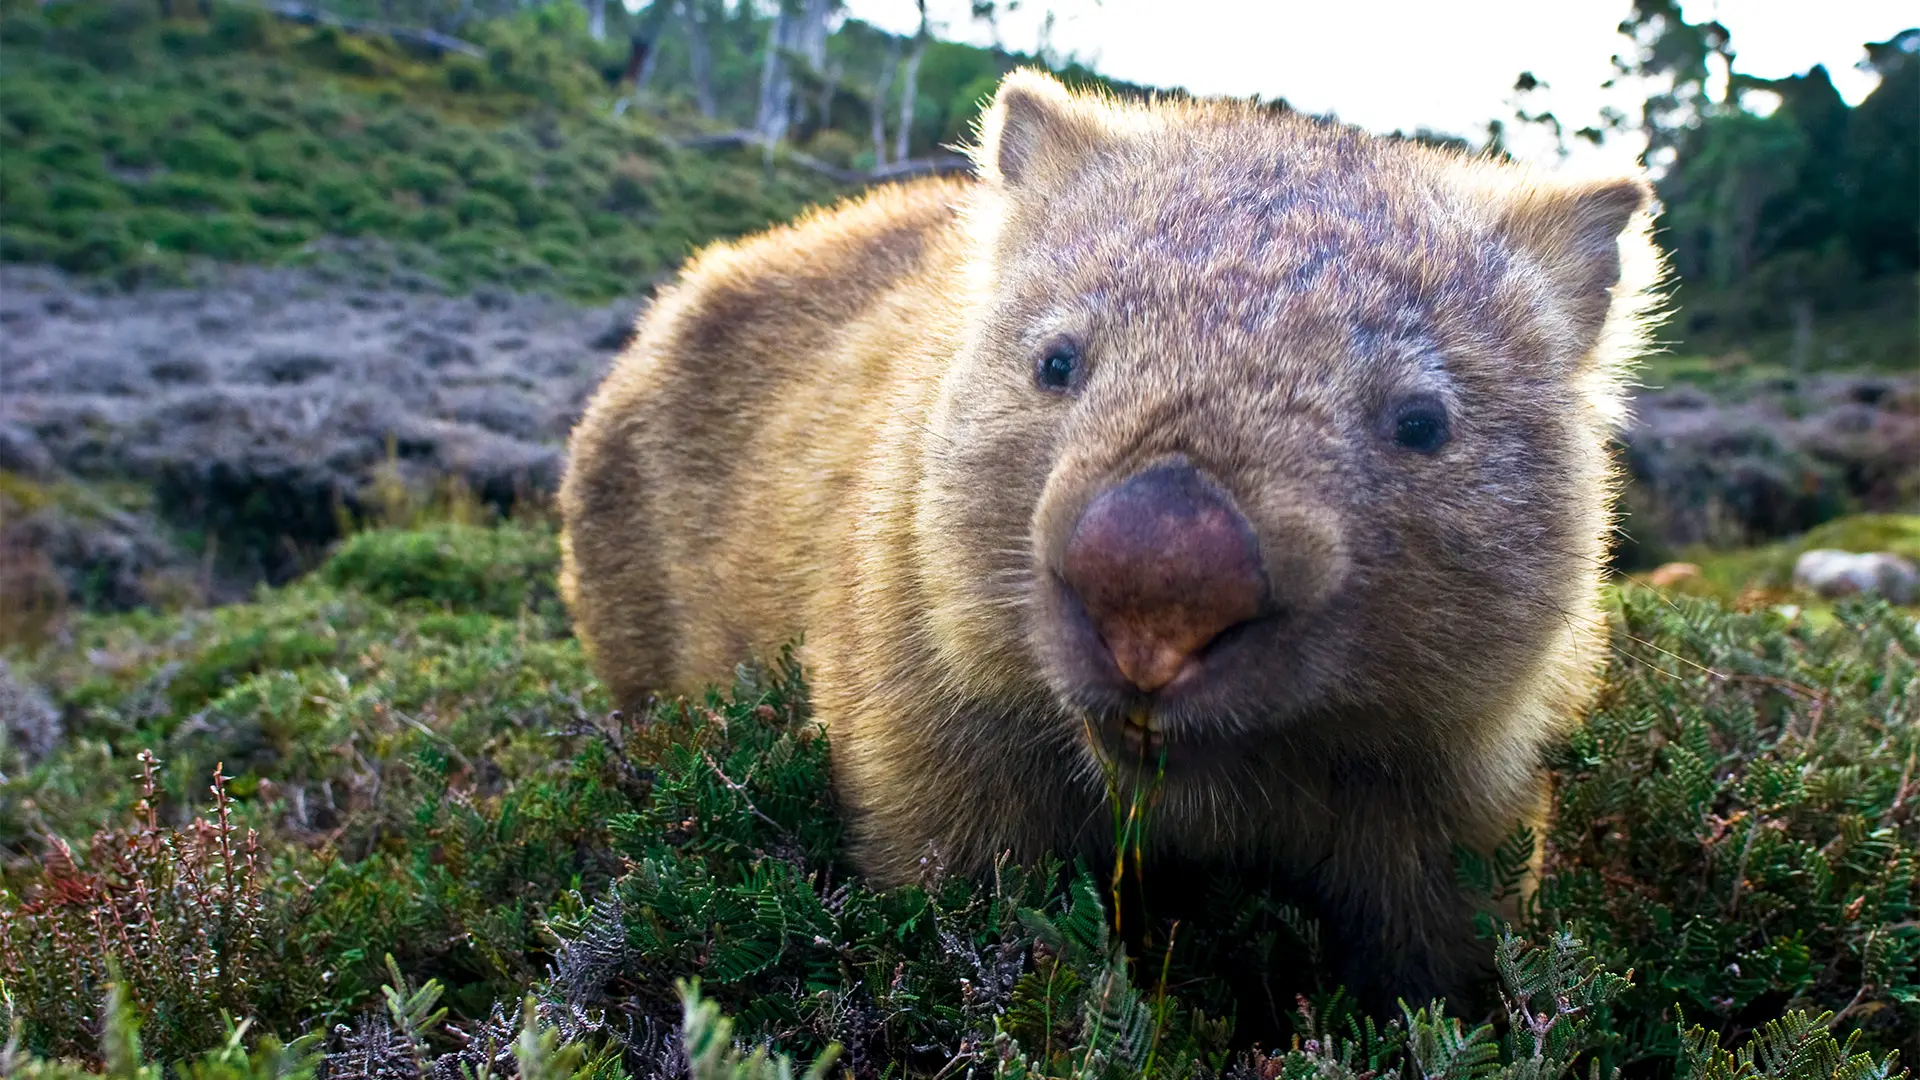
[558,68,1665,1012]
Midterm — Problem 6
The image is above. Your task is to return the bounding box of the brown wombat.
[558,69,1665,1012]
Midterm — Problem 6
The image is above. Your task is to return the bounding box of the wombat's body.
[559,71,1665,1011]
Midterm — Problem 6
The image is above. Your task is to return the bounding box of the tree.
[894,0,927,163]
[1840,30,1919,278]
[870,32,900,165]
[681,0,718,118]
[1602,0,1735,168]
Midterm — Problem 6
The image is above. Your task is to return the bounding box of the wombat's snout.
[1060,462,1267,694]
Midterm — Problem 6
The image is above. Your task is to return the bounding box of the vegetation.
[0,0,846,298]
[3,0,1915,1075]
[1507,2,1917,371]
[1647,514,1920,621]
[2,516,1914,1077]
[0,0,1163,301]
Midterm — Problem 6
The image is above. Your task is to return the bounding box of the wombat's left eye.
[1035,338,1082,393]
[1390,398,1450,454]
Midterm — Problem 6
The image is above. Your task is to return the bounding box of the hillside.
[0,0,852,300]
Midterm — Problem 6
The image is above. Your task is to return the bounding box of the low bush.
[1,519,1913,1077]
[0,0,846,301]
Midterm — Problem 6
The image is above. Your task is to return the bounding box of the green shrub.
[1530,589,1920,1065]
[453,189,517,228]
[209,3,270,51]
[101,127,158,168]
[32,136,103,175]
[158,127,249,177]
[51,0,152,71]
[246,131,323,185]
[247,186,319,220]
[133,173,247,212]
[54,219,139,272]
[318,522,559,618]
[402,208,455,241]
[310,172,381,224]
[340,202,404,236]
[0,225,62,262]
[47,177,127,212]
[390,159,457,201]
[294,25,389,78]
[443,54,489,93]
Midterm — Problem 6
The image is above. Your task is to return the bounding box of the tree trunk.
[893,1,927,165]
[792,0,832,132]
[683,0,717,118]
[627,0,674,92]
[585,0,604,41]
[814,58,841,138]
[796,0,830,70]
[755,2,795,144]
[871,35,899,166]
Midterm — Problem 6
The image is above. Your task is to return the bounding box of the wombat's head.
[916,70,1664,780]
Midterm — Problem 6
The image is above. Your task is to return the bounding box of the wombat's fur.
[558,69,1665,1012]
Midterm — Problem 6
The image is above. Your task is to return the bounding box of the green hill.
[0,0,856,299]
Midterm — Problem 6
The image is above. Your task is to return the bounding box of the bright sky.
[838,0,1918,172]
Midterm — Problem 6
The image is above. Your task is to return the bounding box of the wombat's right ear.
[972,68,1102,189]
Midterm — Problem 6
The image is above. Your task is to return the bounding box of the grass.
[1,514,1915,1077]
[0,0,848,300]
[1646,276,1920,385]
[1638,513,1920,627]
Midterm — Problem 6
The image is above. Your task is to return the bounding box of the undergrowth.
[0,0,844,299]
[1,521,1915,1077]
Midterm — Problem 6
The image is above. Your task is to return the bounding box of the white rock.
[1791,549,1919,604]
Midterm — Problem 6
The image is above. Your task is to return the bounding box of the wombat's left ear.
[971,68,1104,189]
[1499,175,1654,342]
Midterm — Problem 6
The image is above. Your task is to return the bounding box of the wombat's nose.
[1060,462,1266,693]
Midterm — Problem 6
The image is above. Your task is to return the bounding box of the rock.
[1791,550,1919,604]
[0,424,55,478]
[1623,374,1920,550]
[150,356,215,384]
[590,304,643,351]
[0,658,62,771]
[240,350,338,385]
[1645,562,1702,588]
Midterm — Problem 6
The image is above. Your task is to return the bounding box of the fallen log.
[253,0,486,59]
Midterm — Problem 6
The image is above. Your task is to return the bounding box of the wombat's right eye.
[1036,339,1083,393]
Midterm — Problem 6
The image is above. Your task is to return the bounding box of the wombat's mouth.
[1081,691,1256,775]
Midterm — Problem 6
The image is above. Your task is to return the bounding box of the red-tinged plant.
[0,752,324,1066]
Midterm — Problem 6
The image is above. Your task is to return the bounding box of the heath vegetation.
[0,0,1915,1076]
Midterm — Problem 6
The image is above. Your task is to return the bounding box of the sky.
[836,0,1918,172]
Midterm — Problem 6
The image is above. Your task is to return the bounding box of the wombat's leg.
[1311,844,1493,1017]
[557,405,677,715]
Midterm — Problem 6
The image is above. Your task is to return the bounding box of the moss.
[1643,512,1920,626]
[318,521,559,618]
[157,126,250,177]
